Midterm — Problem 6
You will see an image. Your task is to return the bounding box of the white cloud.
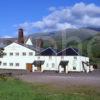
[18,2,100,33]
[82,15,100,26]
[49,7,56,11]
[2,35,12,38]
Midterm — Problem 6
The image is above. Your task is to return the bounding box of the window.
[73,66,76,70]
[23,52,26,56]
[10,63,13,66]
[29,52,33,56]
[52,63,55,68]
[4,53,7,56]
[10,53,13,56]
[46,63,49,67]
[61,56,64,59]
[16,63,19,66]
[16,53,19,56]
[38,56,40,59]
[0,62,1,65]
[74,56,77,60]
[49,56,52,60]
[3,63,7,66]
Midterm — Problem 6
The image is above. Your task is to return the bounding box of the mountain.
[0,28,99,46]
[28,28,99,50]
[85,27,100,32]
[0,38,16,45]
[0,28,98,47]
[30,28,98,41]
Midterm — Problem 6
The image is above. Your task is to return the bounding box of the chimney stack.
[18,28,24,44]
[36,38,43,49]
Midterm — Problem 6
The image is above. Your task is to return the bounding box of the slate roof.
[39,47,57,56]
[1,41,80,56]
[57,47,79,56]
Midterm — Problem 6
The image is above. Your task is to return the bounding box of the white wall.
[0,43,35,70]
[34,56,90,72]
[34,56,58,71]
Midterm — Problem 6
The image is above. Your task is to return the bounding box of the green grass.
[0,77,100,100]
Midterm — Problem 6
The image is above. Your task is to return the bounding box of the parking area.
[14,69,100,88]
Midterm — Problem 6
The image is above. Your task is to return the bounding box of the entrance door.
[63,67,66,73]
[26,63,32,72]
[33,61,44,72]
[36,65,41,72]
[59,61,69,73]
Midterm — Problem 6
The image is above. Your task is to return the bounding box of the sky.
[0,0,100,38]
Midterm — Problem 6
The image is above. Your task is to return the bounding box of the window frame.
[9,63,13,66]
[10,53,13,56]
[16,63,19,66]
[73,66,76,70]
[29,52,33,56]
[16,53,19,56]
[52,63,55,68]
[22,52,26,56]
[3,63,7,66]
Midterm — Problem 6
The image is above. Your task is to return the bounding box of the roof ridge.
[70,47,80,55]
[39,47,57,55]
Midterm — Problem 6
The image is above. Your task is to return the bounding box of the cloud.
[18,2,100,33]
[2,35,12,38]
[49,7,57,12]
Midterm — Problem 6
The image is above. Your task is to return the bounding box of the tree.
[4,40,13,45]
[0,48,5,65]
[0,48,5,57]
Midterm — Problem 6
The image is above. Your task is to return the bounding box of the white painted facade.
[0,43,35,70]
[0,42,93,73]
[33,56,90,73]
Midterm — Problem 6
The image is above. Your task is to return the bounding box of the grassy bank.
[0,77,100,100]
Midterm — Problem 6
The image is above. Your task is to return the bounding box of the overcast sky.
[0,0,100,37]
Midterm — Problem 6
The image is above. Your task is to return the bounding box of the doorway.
[33,61,44,72]
[26,63,32,72]
[59,61,69,73]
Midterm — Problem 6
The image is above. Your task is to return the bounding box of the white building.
[0,42,35,71]
[0,39,94,73]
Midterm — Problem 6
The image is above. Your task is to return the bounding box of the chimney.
[18,28,24,44]
[36,38,43,49]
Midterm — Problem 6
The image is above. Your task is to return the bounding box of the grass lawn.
[0,77,100,100]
